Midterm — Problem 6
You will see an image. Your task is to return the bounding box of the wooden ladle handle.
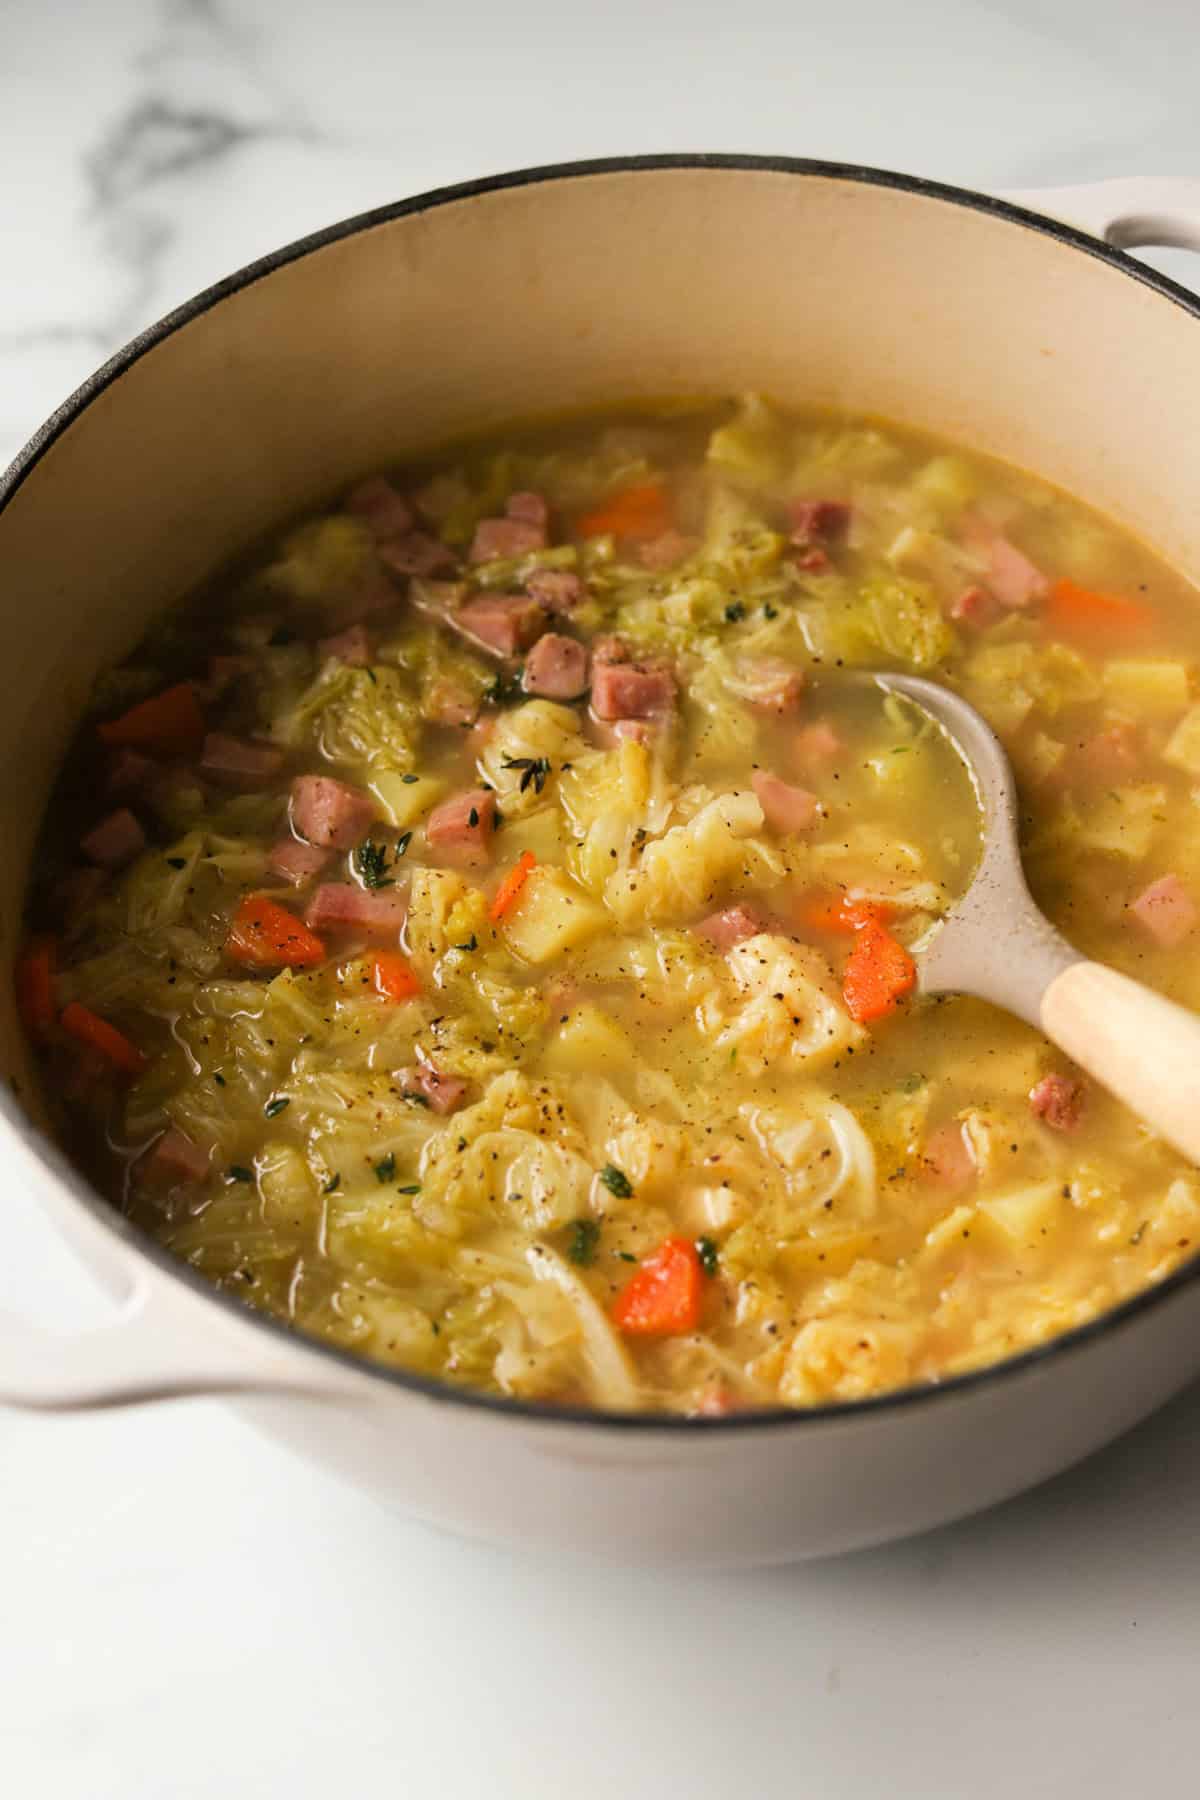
[1040,961,1200,1163]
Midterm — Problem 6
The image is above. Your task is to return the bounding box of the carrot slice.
[612,1237,704,1337]
[577,481,672,543]
[799,892,893,936]
[489,850,537,922]
[15,936,58,1040]
[372,950,421,1003]
[60,1001,147,1076]
[97,682,206,757]
[1044,578,1153,644]
[226,895,326,969]
[842,920,917,1023]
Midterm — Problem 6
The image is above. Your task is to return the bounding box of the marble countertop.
[4,1,1200,1794]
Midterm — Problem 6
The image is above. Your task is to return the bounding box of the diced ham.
[453,593,548,658]
[423,677,481,727]
[1129,873,1197,948]
[469,516,546,563]
[505,491,549,529]
[425,788,497,864]
[290,775,377,850]
[736,657,805,715]
[378,531,458,579]
[400,1063,469,1115]
[920,1121,977,1191]
[751,771,820,835]
[793,720,844,766]
[694,905,767,952]
[639,530,696,571]
[304,883,407,936]
[522,632,590,700]
[317,623,371,666]
[788,499,852,543]
[106,748,153,797]
[147,1126,211,1185]
[267,838,331,885]
[961,515,1047,609]
[951,584,999,629]
[591,650,675,722]
[1029,1073,1085,1131]
[80,808,145,868]
[200,732,285,787]
[792,546,830,573]
[1073,723,1140,786]
[344,475,414,540]
[525,568,584,613]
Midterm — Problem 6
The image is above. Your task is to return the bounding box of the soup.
[17,397,1200,1414]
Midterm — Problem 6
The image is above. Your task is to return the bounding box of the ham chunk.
[400,1063,469,1115]
[1029,1073,1085,1132]
[793,720,844,766]
[920,1121,977,1191]
[962,515,1047,609]
[147,1126,211,1185]
[736,657,805,715]
[200,732,285,787]
[425,788,497,864]
[454,593,547,658]
[81,808,145,869]
[525,568,584,613]
[344,475,414,539]
[751,770,820,835]
[590,639,675,722]
[522,632,590,699]
[469,516,546,563]
[505,491,549,529]
[788,499,851,543]
[305,883,407,936]
[1074,723,1139,787]
[291,775,377,850]
[694,905,768,952]
[1130,873,1197,948]
[105,748,153,797]
[317,623,371,666]
[423,677,481,727]
[378,531,458,578]
[951,584,999,629]
[267,838,331,885]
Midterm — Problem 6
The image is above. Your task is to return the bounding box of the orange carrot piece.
[799,892,893,936]
[372,950,421,1003]
[489,850,537,922]
[612,1237,704,1337]
[842,920,917,1023]
[60,1001,147,1075]
[15,936,58,1040]
[1044,578,1153,643]
[226,895,326,969]
[577,481,672,543]
[97,682,206,757]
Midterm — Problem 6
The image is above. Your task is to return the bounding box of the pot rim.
[5,151,1200,1435]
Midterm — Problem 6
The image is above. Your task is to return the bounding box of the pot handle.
[997,177,1200,252]
[0,1273,356,1410]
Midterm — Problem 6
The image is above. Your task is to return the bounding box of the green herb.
[696,1235,719,1277]
[899,1072,925,1094]
[395,831,413,857]
[355,841,393,889]
[214,1072,226,1087]
[468,806,479,827]
[454,934,478,953]
[484,670,523,706]
[323,1172,341,1194]
[404,1091,431,1108]
[763,603,779,620]
[892,745,911,755]
[397,1183,422,1196]
[264,1096,290,1118]
[374,1152,396,1183]
[617,1250,638,1263]
[502,755,551,795]
[228,1165,254,1184]
[599,1163,633,1199]
[364,666,378,685]
[165,856,187,870]
[724,601,746,623]
[401,772,420,784]
[566,1218,601,1267]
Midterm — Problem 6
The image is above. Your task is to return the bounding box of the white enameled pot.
[4,160,1200,1566]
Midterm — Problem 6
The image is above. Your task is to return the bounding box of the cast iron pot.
[3,159,1200,1565]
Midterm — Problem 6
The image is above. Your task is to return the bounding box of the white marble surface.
[4,1,1200,1794]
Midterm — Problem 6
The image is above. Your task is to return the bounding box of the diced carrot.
[97,682,206,757]
[577,481,673,543]
[1043,578,1153,644]
[226,894,326,969]
[372,950,421,1003]
[842,920,917,1023]
[60,1001,147,1076]
[612,1236,704,1337]
[489,850,537,922]
[15,936,57,1040]
[799,892,893,936]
